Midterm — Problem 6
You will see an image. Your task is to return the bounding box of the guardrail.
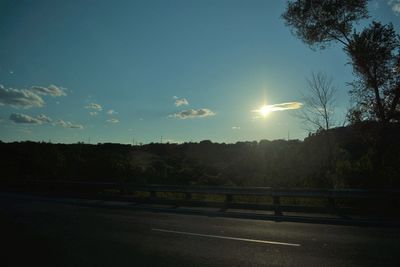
[9,180,400,218]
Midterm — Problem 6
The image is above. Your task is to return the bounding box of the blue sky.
[1,0,399,144]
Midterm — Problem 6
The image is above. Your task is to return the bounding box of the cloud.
[30,85,67,96]
[0,85,45,108]
[9,113,52,124]
[232,126,241,130]
[54,120,83,129]
[107,109,118,115]
[89,111,98,116]
[10,113,42,124]
[106,118,119,123]
[36,114,52,123]
[388,0,400,15]
[171,108,216,119]
[252,102,303,113]
[10,114,82,128]
[85,103,102,111]
[174,97,189,107]
[267,102,303,111]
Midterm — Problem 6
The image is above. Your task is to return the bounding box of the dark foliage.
[1,123,399,189]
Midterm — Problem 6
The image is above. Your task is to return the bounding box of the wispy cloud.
[107,109,118,115]
[10,113,41,124]
[106,118,119,123]
[85,103,102,111]
[171,108,216,119]
[268,102,303,111]
[30,85,67,96]
[89,111,98,116]
[9,113,52,124]
[173,96,189,107]
[388,0,400,15]
[54,120,83,129]
[232,126,241,130]
[0,85,45,108]
[253,102,303,113]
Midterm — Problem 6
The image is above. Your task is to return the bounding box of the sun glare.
[259,105,271,117]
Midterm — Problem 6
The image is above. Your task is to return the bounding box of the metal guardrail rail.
[10,180,399,218]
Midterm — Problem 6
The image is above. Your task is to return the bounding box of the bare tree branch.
[296,72,337,131]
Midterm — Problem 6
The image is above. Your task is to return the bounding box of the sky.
[0,0,399,144]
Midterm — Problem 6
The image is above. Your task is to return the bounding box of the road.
[1,193,399,266]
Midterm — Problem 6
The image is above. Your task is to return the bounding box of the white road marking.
[152,228,301,247]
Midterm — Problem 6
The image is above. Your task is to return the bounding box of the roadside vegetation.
[1,121,399,190]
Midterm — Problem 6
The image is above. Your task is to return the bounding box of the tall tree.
[282,0,400,123]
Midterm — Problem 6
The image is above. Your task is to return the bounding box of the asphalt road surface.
[1,193,399,267]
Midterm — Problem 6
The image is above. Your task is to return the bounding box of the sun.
[258,105,271,117]
[252,104,272,118]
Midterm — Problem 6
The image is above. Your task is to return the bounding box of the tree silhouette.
[282,0,400,123]
[346,22,400,123]
[298,72,337,131]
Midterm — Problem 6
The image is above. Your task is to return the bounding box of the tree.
[298,72,337,131]
[346,22,400,123]
[282,0,400,124]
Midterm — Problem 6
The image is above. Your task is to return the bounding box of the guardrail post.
[223,194,233,210]
[120,182,126,195]
[150,191,157,202]
[328,197,336,213]
[273,195,282,216]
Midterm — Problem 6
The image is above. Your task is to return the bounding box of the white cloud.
[232,126,241,130]
[85,103,102,111]
[252,102,303,114]
[54,120,83,129]
[36,114,52,123]
[171,108,216,119]
[0,84,67,109]
[10,113,41,124]
[107,109,118,115]
[388,0,400,15]
[9,113,52,124]
[106,118,119,123]
[267,102,303,111]
[30,85,67,96]
[174,97,189,107]
[89,111,98,116]
[0,85,45,108]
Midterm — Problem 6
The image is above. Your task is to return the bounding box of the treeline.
[1,122,399,189]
